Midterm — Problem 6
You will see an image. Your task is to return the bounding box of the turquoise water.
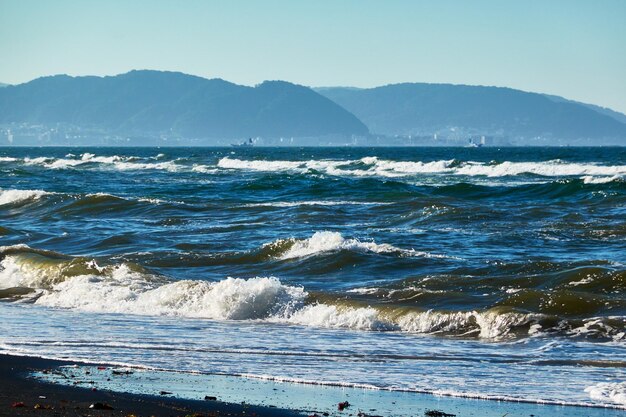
[0,147,625,411]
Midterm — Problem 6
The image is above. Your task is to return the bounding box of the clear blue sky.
[1,0,625,113]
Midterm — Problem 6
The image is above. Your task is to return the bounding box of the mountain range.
[316,84,626,144]
[0,71,625,145]
[0,71,367,140]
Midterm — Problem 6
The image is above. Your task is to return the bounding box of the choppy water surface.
[0,147,625,410]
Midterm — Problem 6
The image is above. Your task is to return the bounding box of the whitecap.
[581,175,623,184]
[276,231,447,260]
[0,189,51,206]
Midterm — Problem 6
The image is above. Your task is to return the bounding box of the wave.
[7,153,626,182]
[0,188,188,213]
[0,189,51,206]
[217,156,626,180]
[241,200,388,208]
[1,244,623,341]
[263,231,449,260]
[0,248,531,337]
[582,175,624,184]
[18,153,179,171]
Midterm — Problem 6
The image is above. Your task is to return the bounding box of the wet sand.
[0,354,300,417]
[2,353,624,417]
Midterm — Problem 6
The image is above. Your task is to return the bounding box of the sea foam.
[585,382,626,406]
[272,231,443,260]
[0,189,50,206]
[216,156,626,179]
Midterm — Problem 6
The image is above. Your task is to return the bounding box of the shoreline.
[0,354,301,417]
[2,352,625,417]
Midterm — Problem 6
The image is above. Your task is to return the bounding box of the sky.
[1,0,625,113]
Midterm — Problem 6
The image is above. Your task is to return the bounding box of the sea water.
[0,146,624,412]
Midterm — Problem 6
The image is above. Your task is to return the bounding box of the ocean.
[0,146,625,413]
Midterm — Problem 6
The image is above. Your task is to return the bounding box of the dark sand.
[0,354,301,417]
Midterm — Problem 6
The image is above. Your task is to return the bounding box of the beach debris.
[38,395,46,399]
[425,410,456,417]
[97,366,107,370]
[204,395,217,401]
[89,402,114,410]
[338,401,350,411]
[112,369,133,375]
[159,390,173,395]
[11,402,26,408]
[34,403,53,410]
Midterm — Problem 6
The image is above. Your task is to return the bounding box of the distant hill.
[0,71,368,140]
[542,94,626,125]
[317,84,626,144]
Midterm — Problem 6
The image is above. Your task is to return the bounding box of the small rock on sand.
[89,402,114,410]
[338,401,350,411]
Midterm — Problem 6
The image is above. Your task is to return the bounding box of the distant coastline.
[1,70,625,147]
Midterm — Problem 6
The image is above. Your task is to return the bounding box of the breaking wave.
[0,189,51,206]
[0,244,623,341]
[5,153,626,183]
[19,153,180,171]
[217,156,626,180]
[241,200,387,208]
[266,231,447,260]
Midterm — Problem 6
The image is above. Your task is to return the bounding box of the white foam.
[346,287,380,295]
[397,309,542,338]
[18,153,179,172]
[0,156,17,162]
[367,158,456,176]
[216,157,626,179]
[0,189,50,206]
[0,244,31,253]
[242,200,384,208]
[39,275,305,320]
[283,304,393,331]
[581,175,623,184]
[276,231,445,260]
[218,157,305,172]
[192,165,219,174]
[45,158,87,169]
[1,258,307,321]
[111,161,180,172]
[569,318,626,341]
[80,153,124,164]
[585,382,626,406]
